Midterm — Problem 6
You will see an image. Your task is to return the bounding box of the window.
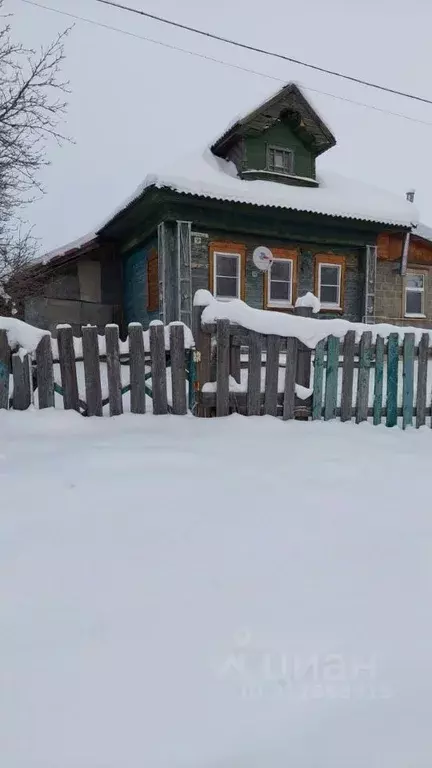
[405,272,425,317]
[209,243,245,301]
[264,248,297,309]
[267,259,293,307]
[267,146,294,175]
[314,255,345,310]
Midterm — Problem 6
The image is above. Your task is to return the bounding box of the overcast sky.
[10,0,432,253]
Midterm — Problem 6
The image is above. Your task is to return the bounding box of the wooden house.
[25,83,419,334]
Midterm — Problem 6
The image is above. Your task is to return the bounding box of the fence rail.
[0,323,196,417]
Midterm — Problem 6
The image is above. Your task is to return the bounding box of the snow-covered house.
[26,82,420,334]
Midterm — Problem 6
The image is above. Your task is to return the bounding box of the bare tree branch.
[0,1,70,316]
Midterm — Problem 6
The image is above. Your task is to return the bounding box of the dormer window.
[267,146,294,175]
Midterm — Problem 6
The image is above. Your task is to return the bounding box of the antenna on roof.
[406,189,416,202]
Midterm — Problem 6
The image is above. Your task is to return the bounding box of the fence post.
[192,302,211,416]
[82,326,103,417]
[36,334,54,409]
[57,325,79,411]
[283,337,297,421]
[12,353,31,410]
[416,333,429,428]
[216,318,230,417]
[150,321,168,415]
[105,324,123,417]
[0,329,9,409]
[247,331,262,416]
[170,323,187,415]
[264,335,280,416]
[340,330,355,422]
[129,323,146,415]
[294,305,312,419]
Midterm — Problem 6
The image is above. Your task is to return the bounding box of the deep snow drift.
[1,410,431,768]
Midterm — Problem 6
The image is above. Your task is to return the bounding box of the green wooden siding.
[245,123,316,180]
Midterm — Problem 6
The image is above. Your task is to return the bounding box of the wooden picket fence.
[0,323,196,416]
[193,310,432,429]
[2,311,432,428]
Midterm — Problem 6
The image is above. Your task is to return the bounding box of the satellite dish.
[252,246,274,272]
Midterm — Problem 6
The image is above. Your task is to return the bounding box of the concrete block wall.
[375,260,432,328]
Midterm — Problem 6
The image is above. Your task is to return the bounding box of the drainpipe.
[401,189,415,276]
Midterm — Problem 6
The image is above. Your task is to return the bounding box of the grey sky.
[10,0,432,253]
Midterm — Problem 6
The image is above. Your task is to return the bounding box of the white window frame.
[213,251,241,301]
[267,258,293,308]
[318,262,342,308]
[404,272,425,318]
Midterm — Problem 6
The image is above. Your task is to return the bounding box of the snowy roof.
[211,82,336,159]
[101,149,418,230]
[413,222,432,244]
[35,232,97,268]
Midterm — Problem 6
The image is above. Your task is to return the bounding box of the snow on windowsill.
[295,292,321,314]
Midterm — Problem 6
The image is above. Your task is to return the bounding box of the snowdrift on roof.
[101,148,418,229]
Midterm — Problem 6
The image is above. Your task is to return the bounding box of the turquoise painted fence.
[197,316,432,429]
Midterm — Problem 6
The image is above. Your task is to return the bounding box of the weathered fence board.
[356,331,372,424]
[170,324,187,415]
[0,329,9,409]
[36,334,54,409]
[82,326,103,417]
[324,336,339,420]
[216,319,230,417]
[265,335,280,417]
[230,342,241,384]
[341,330,355,422]
[283,337,297,421]
[129,323,146,415]
[416,332,429,428]
[402,333,415,429]
[386,333,399,427]
[105,324,123,417]
[247,331,262,416]
[12,353,31,410]
[57,325,79,411]
[150,323,168,415]
[373,335,384,426]
[312,339,325,420]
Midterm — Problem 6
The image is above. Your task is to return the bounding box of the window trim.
[209,241,246,301]
[266,144,294,175]
[314,254,345,312]
[404,270,426,318]
[264,248,298,310]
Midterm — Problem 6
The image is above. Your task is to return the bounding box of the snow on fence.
[193,297,432,428]
[0,322,196,416]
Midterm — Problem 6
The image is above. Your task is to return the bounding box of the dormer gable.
[211,83,336,188]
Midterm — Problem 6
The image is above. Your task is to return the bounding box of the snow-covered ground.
[1,410,431,768]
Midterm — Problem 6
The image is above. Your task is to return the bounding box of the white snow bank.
[295,291,321,314]
[200,295,432,348]
[100,147,418,230]
[0,317,49,353]
[1,412,432,768]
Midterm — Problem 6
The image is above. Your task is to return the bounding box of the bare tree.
[0,2,69,315]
